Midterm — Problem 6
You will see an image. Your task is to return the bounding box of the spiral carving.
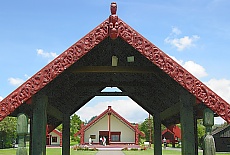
[0,20,109,121]
[118,19,230,123]
[1,16,229,124]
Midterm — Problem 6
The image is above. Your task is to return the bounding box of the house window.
[111,132,121,142]
[52,137,57,143]
[90,135,96,139]
[111,135,120,142]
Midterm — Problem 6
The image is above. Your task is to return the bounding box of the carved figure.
[203,108,216,155]
[16,113,28,155]
[109,2,119,39]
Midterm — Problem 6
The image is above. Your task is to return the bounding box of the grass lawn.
[123,149,230,155]
[1,148,230,155]
[0,148,97,155]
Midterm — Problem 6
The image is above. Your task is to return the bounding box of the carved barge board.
[0,3,229,124]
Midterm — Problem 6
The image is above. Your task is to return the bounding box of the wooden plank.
[160,102,180,121]
[47,104,63,121]
[71,66,157,73]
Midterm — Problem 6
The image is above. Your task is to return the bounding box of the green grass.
[123,149,230,155]
[0,148,17,155]
[0,148,97,155]
[1,148,230,155]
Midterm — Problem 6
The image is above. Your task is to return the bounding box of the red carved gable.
[0,19,109,121]
[83,106,137,132]
[74,106,144,138]
[116,18,230,123]
[0,2,229,124]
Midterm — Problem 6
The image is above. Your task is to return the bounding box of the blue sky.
[0,0,230,124]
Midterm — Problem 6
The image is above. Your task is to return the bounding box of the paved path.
[96,151,125,155]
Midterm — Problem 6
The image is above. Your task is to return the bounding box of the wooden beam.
[180,89,196,154]
[47,104,63,121]
[160,102,180,121]
[71,66,157,73]
[32,94,47,155]
[154,112,162,155]
[95,92,129,96]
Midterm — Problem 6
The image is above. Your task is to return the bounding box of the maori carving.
[1,3,230,125]
[109,2,119,40]
[0,19,109,121]
[118,19,230,123]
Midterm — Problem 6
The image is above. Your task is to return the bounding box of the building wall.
[84,114,135,143]
[84,115,108,143]
[110,115,135,143]
[49,131,61,145]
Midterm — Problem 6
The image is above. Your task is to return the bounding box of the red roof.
[162,125,181,139]
[51,129,62,137]
[74,106,145,137]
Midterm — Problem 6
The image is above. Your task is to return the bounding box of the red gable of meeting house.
[74,106,145,145]
[0,2,229,154]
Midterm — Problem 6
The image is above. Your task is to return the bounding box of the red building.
[162,125,181,147]
[46,129,62,147]
[74,106,145,145]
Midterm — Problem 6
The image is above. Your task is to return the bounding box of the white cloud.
[183,61,208,78]
[205,78,230,103]
[0,96,3,101]
[24,74,30,79]
[172,27,181,35]
[169,55,208,78]
[8,77,25,86]
[76,97,148,123]
[204,78,230,124]
[37,49,58,61]
[165,27,200,51]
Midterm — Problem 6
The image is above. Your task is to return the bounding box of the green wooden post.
[32,94,48,155]
[16,113,28,155]
[180,89,196,155]
[62,113,70,155]
[194,114,199,155]
[29,117,33,155]
[203,108,216,155]
[154,112,162,155]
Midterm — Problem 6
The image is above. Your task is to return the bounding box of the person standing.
[89,137,92,145]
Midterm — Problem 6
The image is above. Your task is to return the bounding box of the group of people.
[100,136,106,146]
[88,136,106,146]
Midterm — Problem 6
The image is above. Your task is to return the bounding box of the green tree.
[87,116,97,124]
[0,116,17,148]
[197,119,205,148]
[139,116,154,143]
[70,114,82,142]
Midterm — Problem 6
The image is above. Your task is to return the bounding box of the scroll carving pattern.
[0,19,109,121]
[118,19,230,123]
[1,16,229,124]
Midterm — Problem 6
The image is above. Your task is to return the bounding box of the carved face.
[110,2,117,14]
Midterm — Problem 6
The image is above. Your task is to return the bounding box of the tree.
[197,119,205,148]
[70,114,82,142]
[139,116,154,143]
[87,116,97,124]
[0,116,17,148]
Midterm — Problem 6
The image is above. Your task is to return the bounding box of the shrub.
[141,146,147,150]
[122,147,128,151]
[130,148,138,151]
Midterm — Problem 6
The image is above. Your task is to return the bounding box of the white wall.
[110,115,135,143]
[50,131,61,145]
[84,115,108,143]
[84,114,135,143]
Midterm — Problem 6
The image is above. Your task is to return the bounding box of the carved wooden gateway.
[0,2,229,155]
